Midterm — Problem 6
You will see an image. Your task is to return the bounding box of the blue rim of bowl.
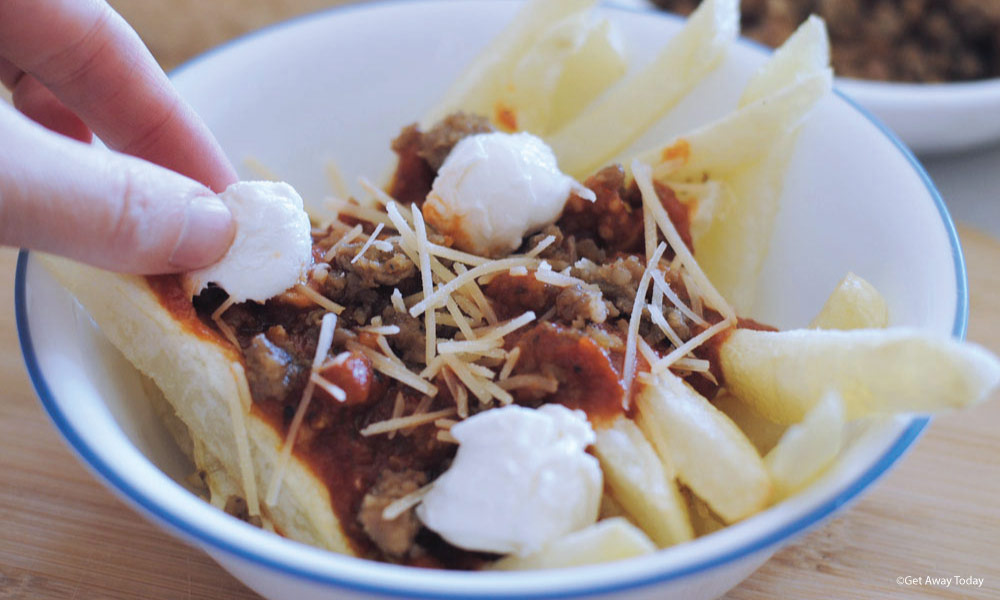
[15,1,968,598]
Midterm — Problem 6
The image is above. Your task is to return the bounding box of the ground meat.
[511,322,627,424]
[357,469,429,558]
[317,236,419,327]
[555,284,608,327]
[653,0,1000,82]
[417,113,495,171]
[380,306,427,365]
[570,255,647,316]
[330,238,417,288]
[388,125,436,207]
[388,113,496,205]
[484,273,560,318]
[558,165,692,256]
[559,165,644,254]
[243,332,305,405]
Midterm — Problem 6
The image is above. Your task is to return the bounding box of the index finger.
[0,0,237,191]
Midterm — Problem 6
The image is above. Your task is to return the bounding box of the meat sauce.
[144,116,763,570]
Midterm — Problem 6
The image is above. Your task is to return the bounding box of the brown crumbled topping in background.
[652,0,1000,82]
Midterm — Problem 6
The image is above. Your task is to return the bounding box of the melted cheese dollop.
[184,181,312,303]
[416,404,602,557]
[423,132,595,257]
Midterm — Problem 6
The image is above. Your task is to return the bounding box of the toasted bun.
[40,254,354,555]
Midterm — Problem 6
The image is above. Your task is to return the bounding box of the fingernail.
[169,195,234,269]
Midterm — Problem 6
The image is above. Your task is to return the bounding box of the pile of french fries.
[419,0,1000,569]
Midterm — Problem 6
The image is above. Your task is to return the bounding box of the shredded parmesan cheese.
[324,160,349,199]
[445,297,476,340]
[388,392,405,440]
[673,356,711,373]
[643,198,657,263]
[452,263,499,325]
[681,270,704,319]
[499,347,521,381]
[437,430,459,444]
[243,157,280,181]
[358,175,398,209]
[633,160,735,321]
[323,224,364,262]
[622,242,667,406]
[533,269,592,288]
[294,284,345,314]
[381,482,435,521]
[441,367,469,418]
[359,324,401,336]
[651,317,734,373]
[391,288,407,313]
[325,196,395,227]
[351,223,385,264]
[470,311,537,344]
[211,297,239,348]
[310,372,347,402]
[409,258,538,318]
[347,341,438,397]
[651,269,708,327]
[227,362,261,518]
[525,235,557,258]
[266,313,338,506]
[442,355,494,404]
[361,407,457,437]
[413,205,437,367]
[647,303,685,348]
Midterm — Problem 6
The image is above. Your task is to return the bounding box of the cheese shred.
[227,362,261,518]
[266,313,338,506]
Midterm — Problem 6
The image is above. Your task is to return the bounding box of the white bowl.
[838,77,1000,155]
[17,2,968,599]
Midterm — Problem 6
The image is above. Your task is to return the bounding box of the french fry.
[548,0,739,177]
[682,487,727,537]
[810,272,889,330]
[420,0,602,130]
[503,13,627,135]
[764,390,845,499]
[490,518,656,570]
[634,71,830,183]
[715,271,886,453]
[712,391,786,455]
[592,417,693,547]
[684,132,797,312]
[598,489,632,522]
[720,328,1000,423]
[739,15,829,107]
[636,372,771,523]
[627,17,832,311]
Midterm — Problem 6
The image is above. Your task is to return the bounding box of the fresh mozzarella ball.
[416,404,602,557]
[423,132,595,257]
[184,181,312,303]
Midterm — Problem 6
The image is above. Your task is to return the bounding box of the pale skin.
[0,0,237,274]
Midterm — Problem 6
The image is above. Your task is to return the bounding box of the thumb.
[0,104,235,274]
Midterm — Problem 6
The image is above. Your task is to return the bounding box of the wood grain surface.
[2,2,999,598]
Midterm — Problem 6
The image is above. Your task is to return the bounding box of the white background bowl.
[838,77,1000,155]
[18,1,967,599]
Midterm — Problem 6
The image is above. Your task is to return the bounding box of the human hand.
[0,0,238,274]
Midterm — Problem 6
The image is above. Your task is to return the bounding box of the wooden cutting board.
[2,2,999,598]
